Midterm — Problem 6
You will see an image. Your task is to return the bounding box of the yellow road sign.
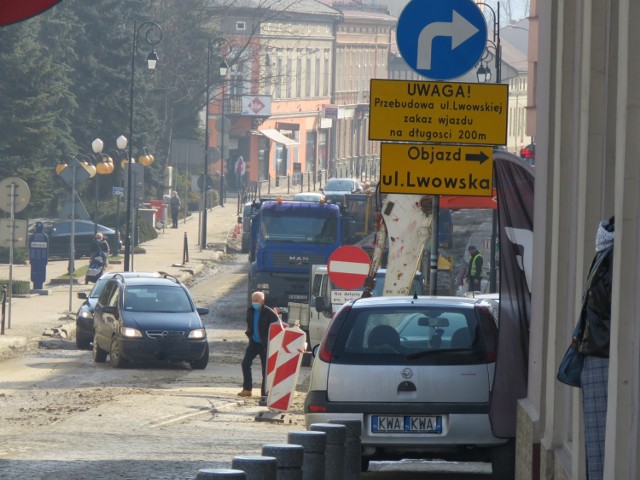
[369,79,508,145]
[379,143,494,196]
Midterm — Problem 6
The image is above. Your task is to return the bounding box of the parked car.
[519,143,535,165]
[321,178,363,203]
[92,272,210,369]
[27,219,121,258]
[304,295,514,478]
[292,192,326,203]
[75,271,162,350]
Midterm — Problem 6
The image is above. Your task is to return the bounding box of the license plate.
[371,415,442,434]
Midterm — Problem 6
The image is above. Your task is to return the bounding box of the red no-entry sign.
[327,245,371,290]
[0,0,62,26]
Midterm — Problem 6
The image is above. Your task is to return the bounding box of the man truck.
[247,198,351,319]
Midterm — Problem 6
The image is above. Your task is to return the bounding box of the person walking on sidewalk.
[578,215,614,480]
[170,191,181,228]
[238,291,279,399]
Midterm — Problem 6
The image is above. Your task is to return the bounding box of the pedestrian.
[93,232,110,263]
[466,245,483,292]
[170,190,181,228]
[238,291,280,400]
[234,155,246,190]
[577,215,614,480]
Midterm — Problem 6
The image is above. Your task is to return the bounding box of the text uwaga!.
[373,82,503,115]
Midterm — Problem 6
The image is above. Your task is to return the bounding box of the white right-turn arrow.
[416,9,480,70]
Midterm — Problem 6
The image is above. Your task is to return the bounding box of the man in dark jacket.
[238,291,280,399]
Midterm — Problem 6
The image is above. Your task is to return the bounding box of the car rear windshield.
[331,306,493,366]
[123,286,193,313]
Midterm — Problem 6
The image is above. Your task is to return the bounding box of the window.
[315,56,321,97]
[286,53,292,99]
[332,306,487,366]
[305,57,312,97]
[236,21,246,31]
[296,53,302,98]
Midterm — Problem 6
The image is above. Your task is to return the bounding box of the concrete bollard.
[195,468,246,479]
[231,455,278,480]
[287,430,327,480]
[309,423,346,480]
[262,443,304,480]
[329,420,362,480]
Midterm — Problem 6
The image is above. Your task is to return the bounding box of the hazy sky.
[378,0,529,24]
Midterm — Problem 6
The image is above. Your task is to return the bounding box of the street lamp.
[124,20,162,272]
[112,135,128,251]
[202,38,231,249]
[89,138,115,237]
[476,2,501,293]
[475,2,501,85]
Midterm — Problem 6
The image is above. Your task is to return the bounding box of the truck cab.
[248,199,349,318]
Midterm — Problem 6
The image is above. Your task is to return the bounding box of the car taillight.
[318,304,352,363]
[520,147,535,159]
[475,304,499,363]
[307,405,327,413]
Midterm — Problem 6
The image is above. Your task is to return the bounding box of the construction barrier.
[265,321,286,397]
[266,324,307,412]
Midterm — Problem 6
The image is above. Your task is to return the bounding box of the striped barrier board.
[267,325,307,412]
[265,321,286,396]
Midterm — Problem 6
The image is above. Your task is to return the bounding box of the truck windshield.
[261,214,338,244]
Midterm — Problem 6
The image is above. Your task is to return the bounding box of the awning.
[260,129,299,147]
[439,190,497,210]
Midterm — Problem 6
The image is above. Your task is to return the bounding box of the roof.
[210,0,340,16]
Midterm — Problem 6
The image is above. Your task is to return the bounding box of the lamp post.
[476,2,500,293]
[124,20,162,272]
[202,38,230,249]
[219,57,229,210]
[476,2,501,85]
[89,138,115,237]
[112,135,128,251]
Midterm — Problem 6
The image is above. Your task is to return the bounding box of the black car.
[75,271,162,350]
[92,273,209,369]
[28,219,121,258]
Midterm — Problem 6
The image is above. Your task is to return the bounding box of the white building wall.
[520,0,640,478]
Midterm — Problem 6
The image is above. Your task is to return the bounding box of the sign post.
[327,246,371,290]
[396,0,487,80]
[369,79,508,145]
[379,143,494,196]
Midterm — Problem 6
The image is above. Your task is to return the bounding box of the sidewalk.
[0,197,248,359]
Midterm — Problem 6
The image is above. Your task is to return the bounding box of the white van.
[306,266,425,349]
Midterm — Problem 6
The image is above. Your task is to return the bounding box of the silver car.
[304,295,514,478]
[321,177,363,203]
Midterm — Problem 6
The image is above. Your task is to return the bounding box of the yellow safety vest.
[470,252,482,277]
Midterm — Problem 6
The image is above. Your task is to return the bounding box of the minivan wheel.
[110,337,126,368]
[76,332,92,350]
[190,343,209,370]
[92,334,107,363]
[491,439,515,480]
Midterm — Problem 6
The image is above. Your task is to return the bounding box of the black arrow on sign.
[465,151,490,164]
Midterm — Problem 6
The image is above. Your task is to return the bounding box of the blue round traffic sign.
[397,0,487,80]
